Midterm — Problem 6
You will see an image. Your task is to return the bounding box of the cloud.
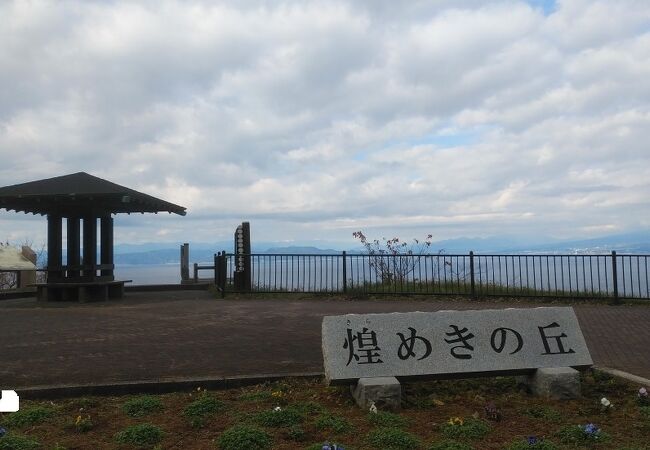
[1,0,649,246]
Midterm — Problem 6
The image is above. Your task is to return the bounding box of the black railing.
[210,251,650,301]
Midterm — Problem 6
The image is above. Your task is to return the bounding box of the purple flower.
[0,426,6,437]
[527,435,538,445]
[583,423,599,435]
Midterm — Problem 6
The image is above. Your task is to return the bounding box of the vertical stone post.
[242,222,251,291]
[180,243,190,282]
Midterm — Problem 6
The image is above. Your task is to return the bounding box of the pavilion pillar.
[66,217,81,279]
[83,216,97,280]
[100,216,114,280]
[47,214,63,282]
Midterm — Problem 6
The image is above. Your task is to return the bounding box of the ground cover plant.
[0,370,648,449]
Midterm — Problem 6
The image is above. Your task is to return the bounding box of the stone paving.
[0,291,648,389]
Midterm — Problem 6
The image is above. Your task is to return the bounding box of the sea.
[115,264,185,285]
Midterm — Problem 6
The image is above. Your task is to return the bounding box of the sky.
[1,0,649,248]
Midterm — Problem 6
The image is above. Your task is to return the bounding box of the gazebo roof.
[0,172,186,216]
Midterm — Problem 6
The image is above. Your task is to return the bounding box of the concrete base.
[518,367,581,400]
[351,377,401,410]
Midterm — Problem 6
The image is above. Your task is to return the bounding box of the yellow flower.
[75,415,82,425]
[448,417,464,426]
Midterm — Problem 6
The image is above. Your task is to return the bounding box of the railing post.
[214,252,220,286]
[469,251,476,298]
[220,251,227,298]
[342,251,347,293]
[611,250,619,304]
[193,262,198,283]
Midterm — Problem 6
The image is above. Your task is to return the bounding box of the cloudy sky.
[1,0,649,247]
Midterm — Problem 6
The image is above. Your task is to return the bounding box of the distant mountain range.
[106,231,650,265]
[34,231,648,265]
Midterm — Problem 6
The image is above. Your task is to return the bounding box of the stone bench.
[33,280,132,302]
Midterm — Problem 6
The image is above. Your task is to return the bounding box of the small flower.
[75,415,82,426]
[582,423,600,437]
[640,387,648,397]
[369,402,377,414]
[600,397,611,407]
[527,435,538,445]
[273,406,282,412]
[0,426,6,437]
[448,417,464,426]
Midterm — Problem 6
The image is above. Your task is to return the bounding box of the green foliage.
[183,395,224,428]
[440,418,490,440]
[255,407,304,427]
[71,415,93,433]
[428,440,474,450]
[114,423,163,447]
[2,406,54,427]
[122,395,163,417]
[640,406,650,419]
[217,425,271,450]
[292,401,325,416]
[504,439,559,450]
[555,424,610,446]
[367,411,407,428]
[366,427,421,450]
[315,414,352,433]
[52,444,67,450]
[523,406,562,422]
[0,433,40,450]
[239,391,273,402]
[286,425,306,442]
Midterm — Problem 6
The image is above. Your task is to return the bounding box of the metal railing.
[209,251,650,301]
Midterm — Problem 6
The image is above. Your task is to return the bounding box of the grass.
[2,406,54,427]
[121,395,163,417]
[255,407,304,427]
[182,393,225,428]
[114,423,163,447]
[440,418,490,440]
[0,433,40,450]
[217,425,271,450]
[314,413,352,433]
[428,440,474,450]
[367,410,408,428]
[366,427,421,449]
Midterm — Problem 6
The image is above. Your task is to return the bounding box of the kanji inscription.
[322,307,592,384]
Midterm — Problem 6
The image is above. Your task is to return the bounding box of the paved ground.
[1,291,649,389]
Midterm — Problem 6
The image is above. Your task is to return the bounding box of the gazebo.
[0,172,186,301]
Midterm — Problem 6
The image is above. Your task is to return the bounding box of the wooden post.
[83,216,97,280]
[47,214,62,282]
[67,217,81,279]
[100,216,114,279]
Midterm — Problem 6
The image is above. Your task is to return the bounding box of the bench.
[33,280,132,302]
